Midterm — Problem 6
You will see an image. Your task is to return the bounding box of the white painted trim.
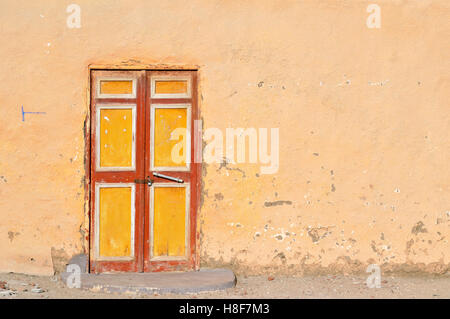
[150,76,191,99]
[96,77,137,99]
[149,183,190,261]
[150,104,191,172]
[95,104,136,172]
[94,183,136,261]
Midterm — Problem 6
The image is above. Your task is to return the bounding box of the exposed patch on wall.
[217,158,246,178]
[406,239,414,254]
[411,221,428,235]
[307,226,333,243]
[50,247,70,275]
[264,200,292,207]
[273,252,287,264]
[8,231,20,242]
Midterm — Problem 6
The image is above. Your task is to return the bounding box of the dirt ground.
[0,272,448,299]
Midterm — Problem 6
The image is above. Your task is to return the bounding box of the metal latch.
[134,176,153,186]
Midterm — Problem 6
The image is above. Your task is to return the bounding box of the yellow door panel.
[153,186,186,257]
[154,80,188,94]
[99,187,133,257]
[99,108,133,168]
[154,108,187,167]
[100,80,133,95]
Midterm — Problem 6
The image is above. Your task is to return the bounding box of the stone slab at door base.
[60,268,236,294]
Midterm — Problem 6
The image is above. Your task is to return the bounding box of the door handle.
[153,172,184,183]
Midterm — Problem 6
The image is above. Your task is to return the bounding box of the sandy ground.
[0,272,448,299]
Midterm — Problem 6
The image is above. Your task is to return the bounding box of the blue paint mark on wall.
[22,105,46,122]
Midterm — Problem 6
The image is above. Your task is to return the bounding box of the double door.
[89,70,199,273]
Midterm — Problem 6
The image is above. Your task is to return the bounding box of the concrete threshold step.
[61,268,236,295]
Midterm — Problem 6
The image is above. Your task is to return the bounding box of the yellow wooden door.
[144,71,198,271]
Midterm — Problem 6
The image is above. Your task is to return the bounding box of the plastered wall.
[0,0,448,275]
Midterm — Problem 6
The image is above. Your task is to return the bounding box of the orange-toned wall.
[0,0,448,275]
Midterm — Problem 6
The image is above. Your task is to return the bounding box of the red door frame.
[88,69,200,273]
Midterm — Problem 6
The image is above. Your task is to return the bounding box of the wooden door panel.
[99,80,134,96]
[151,184,189,259]
[96,105,136,170]
[152,105,190,170]
[97,184,135,259]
